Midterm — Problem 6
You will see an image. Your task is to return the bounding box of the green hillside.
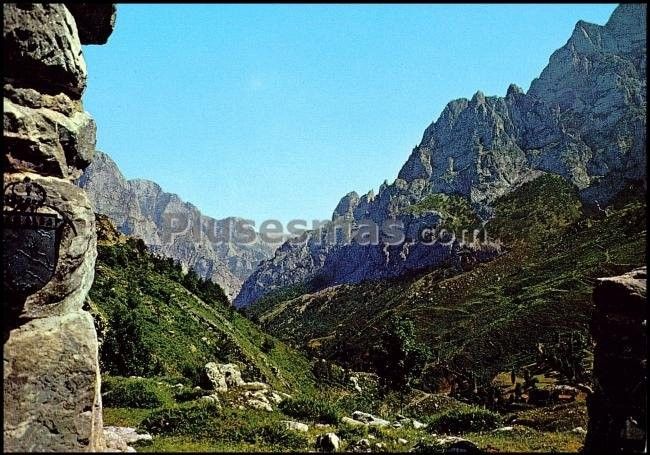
[87,216,317,394]
[247,174,646,388]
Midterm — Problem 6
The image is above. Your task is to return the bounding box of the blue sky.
[83,4,617,227]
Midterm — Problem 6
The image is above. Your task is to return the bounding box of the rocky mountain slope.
[79,151,277,299]
[246,175,646,387]
[235,3,646,308]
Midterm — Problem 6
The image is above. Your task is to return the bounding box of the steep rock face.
[79,151,277,299]
[3,3,115,451]
[399,3,646,205]
[235,4,647,307]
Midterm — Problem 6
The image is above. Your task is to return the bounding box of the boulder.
[204,362,245,392]
[103,426,152,452]
[315,433,340,452]
[3,173,98,319]
[341,416,366,427]
[269,392,285,404]
[3,97,97,179]
[352,411,390,427]
[240,381,270,391]
[349,375,362,392]
[247,399,272,412]
[281,420,309,432]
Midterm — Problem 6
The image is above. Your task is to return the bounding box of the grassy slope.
[87,221,316,394]
[249,175,646,383]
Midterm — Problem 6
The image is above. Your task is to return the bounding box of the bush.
[253,424,308,449]
[102,376,173,409]
[142,402,220,436]
[278,397,341,424]
[143,405,307,449]
[427,406,502,434]
[174,387,212,403]
[338,422,369,440]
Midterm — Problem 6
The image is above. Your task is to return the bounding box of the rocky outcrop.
[205,362,245,392]
[584,267,647,453]
[79,151,277,299]
[235,4,646,308]
[103,426,152,452]
[3,3,115,452]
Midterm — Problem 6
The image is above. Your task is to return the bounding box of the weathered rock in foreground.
[3,3,115,452]
[584,267,647,453]
[3,311,104,452]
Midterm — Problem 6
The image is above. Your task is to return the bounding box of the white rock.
[204,362,244,392]
[352,411,390,427]
[349,376,362,392]
[281,420,309,432]
[412,419,427,429]
[269,392,285,404]
[247,399,273,412]
[398,438,408,445]
[240,381,270,391]
[341,416,366,427]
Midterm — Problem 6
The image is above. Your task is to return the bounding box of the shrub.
[142,402,221,436]
[278,397,341,424]
[174,387,212,403]
[427,406,502,434]
[253,424,308,449]
[142,405,307,449]
[261,337,276,353]
[102,376,173,409]
[338,422,369,440]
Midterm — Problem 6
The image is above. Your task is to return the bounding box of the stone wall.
[3,4,116,452]
[584,267,647,453]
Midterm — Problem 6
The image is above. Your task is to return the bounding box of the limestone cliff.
[79,151,277,299]
[3,3,115,451]
[235,4,647,308]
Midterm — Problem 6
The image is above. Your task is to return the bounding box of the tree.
[371,316,430,410]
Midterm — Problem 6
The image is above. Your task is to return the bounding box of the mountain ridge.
[234,3,646,308]
[79,151,278,299]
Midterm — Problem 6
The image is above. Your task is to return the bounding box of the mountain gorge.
[234,3,646,308]
[79,151,278,299]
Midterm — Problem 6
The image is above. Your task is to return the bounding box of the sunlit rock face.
[79,151,278,300]
[3,3,115,451]
[235,4,647,308]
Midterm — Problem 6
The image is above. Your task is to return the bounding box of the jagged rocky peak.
[332,191,360,220]
[400,3,645,206]
[235,4,646,308]
[79,151,276,299]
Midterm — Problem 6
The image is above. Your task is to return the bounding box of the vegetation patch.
[102,376,174,409]
[278,396,342,424]
[426,406,502,434]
